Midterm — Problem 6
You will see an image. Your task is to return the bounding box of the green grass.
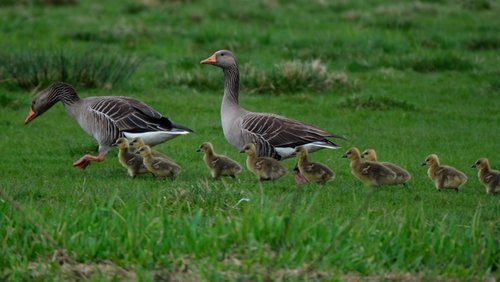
[0,0,499,280]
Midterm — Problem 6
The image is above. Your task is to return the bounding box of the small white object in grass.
[235,198,250,206]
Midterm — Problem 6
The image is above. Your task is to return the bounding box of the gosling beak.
[111,142,118,146]
[239,149,245,153]
[196,148,201,152]
[341,154,348,158]
[421,162,426,166]
[471,164,477,169]
[200,54,217,65]
[24,107,37,124]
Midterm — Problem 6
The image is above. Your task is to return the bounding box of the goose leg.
[73,154,105,170]
[293,164,307,185]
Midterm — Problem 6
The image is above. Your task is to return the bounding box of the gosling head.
[130,137,145,149]
[342,147,361,160]
[422,154,439,167]
[294,146,308,158]
[197,142,214,154]
[200,50,236,69]
[472,158,489,170]
[137,145,152,156]
[241,143,257,156]
[114,137,130,149]
[361,149,377,161]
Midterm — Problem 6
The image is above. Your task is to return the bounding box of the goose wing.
[240,113,342,158]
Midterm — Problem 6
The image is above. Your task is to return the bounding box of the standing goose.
[24,83,192,170]
[422,154,467,192]
[200,50,344,160]
[471,158,500,194]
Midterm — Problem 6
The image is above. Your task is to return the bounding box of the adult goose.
[200,50,344,160]
[25,82,192,170]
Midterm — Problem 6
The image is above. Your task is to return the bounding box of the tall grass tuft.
[163,60,357,95]
[0,49,141,90]
[0,0,78,6]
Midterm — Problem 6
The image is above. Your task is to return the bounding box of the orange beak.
[25,107,37,124]
[200,54,217,65]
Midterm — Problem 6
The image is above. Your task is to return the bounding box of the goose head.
[200,50,236,68]
[342,147,361,161]
[294,146,308,158]
[472,158,489,170]
[114,138,130,149]
[422,154,439,167]
[241,143,257,157]
[361,149,377,161]
[137,145,152,157]
[25,82,76,124]
[130,137,146,149]
[197,142,214,153]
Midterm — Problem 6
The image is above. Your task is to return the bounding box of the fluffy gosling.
[342,147,396,187]
[130,137,173,161]
[137,145,181,180]
[362,149,411,185]
[197,142,241,179]
[114,138,148,178]
[422,154,467,192]
[295,146,335,185]
[471,158,500,194]
[242,143,287,181]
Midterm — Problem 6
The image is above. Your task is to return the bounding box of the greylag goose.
[342,147,396,187]
[242,143,287,181]
[24,83,192,170]
[114,137,148,178]
[200,50,344,160]
[197,142,241,179]
[130,137,173,161]
[295,146,335,185]
[137,145,181,180]
[362,149,411,185]
[422,154,467,192]
[471,158,500,194]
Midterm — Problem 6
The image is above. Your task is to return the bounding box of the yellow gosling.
[197,142,241,179]
[242,143,287,181]
[362,149,411,185]
[342,147,396,187]
[472,158,500,195]
[422,154,467,192]
[137,145,181,180]
[295,146,335,185]
[114,138,148,178]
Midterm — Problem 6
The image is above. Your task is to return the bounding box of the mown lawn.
[0,0,499,280]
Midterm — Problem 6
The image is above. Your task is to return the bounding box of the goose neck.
[222,66,240,106]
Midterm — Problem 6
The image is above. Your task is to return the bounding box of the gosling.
[422,154,467,192]
[114,138,148,178]
[295,146,335,185]
[342,147,396,187]
[130,137,173,161]
[197,142,241,179]
[471,158,500,194]
[362,149,411,185]
[137,145,181,180]
[242,143,287,181]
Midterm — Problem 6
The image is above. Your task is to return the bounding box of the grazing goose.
[197,142,241,179]
[471,158,500,194]
[342,147,396,187]
[295,146,335,185]
[114,137,148,178]
[422,154,467,192]
[242,143,287,181]
[362,149,411,185]
[200,50,345,160]
[130,137,173,161]
[24,83,192,170]
[137,145,181,180]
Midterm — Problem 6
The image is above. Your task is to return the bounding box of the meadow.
[0,0,499,280]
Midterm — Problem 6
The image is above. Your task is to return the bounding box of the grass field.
[0,0,499,280]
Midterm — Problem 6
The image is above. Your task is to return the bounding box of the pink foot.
[73,154,105,170]
[293,168,308,185]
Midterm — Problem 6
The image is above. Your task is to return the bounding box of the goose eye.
[221,53,225,56]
